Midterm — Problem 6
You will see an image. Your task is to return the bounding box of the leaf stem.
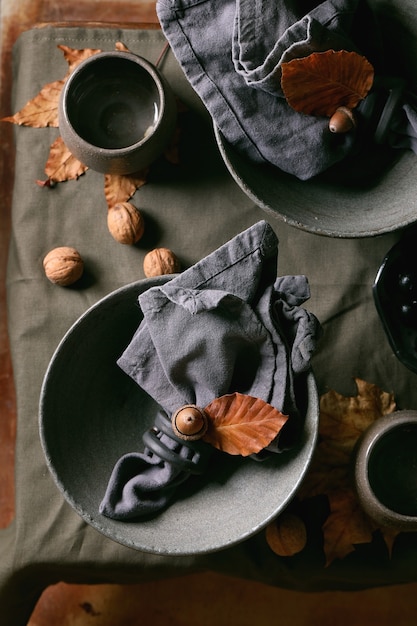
[155,41,170,68]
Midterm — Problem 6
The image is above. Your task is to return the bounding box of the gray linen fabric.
[157,0,417,180]
[100,221,321,520]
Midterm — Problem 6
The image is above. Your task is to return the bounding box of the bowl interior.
[39,277,319,556]
[66,53,160,149]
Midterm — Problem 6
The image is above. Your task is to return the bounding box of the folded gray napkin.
[156,0,417,180]
[99,221,321,520]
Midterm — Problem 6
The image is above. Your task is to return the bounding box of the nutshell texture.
[43,246,84,286]
[143,247,180,277]
[107,202,145,245]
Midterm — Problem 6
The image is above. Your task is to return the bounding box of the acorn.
[172,405,208,441]
[329,106,356,133]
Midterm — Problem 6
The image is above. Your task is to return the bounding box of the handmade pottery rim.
[354,410,417,530]
[39,276,319,556]
[213,124,417,238]
[58,50,175,170]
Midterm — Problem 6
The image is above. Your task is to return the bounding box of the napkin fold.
[100,221,321,520]
[157,0,417,180]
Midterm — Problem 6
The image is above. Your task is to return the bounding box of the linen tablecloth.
[2,25,417,625]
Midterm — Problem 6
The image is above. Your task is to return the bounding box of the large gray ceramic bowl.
[214,125,417,238]
[213,0,417,238]
[39,277,319,556]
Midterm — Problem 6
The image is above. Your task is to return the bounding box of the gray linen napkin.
[99,221,321,520]
[156,0,417,180]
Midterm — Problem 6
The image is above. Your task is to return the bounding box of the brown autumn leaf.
[297,439,351,499]
[322,489,376,565]
[2,46,102,129]
[2,79,65,128]
[318,377,396,452]
[57,44,102,76]
[203,393,288,456]
[115,41,130,52]
[41,136,89,184]
[104,169,150,209]
[281,50,374,117]
[380,526,401,558]
[297,378,398,565]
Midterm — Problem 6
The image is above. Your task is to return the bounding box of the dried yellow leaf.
[104,170,149,209]
[44,136,88,183]
[298,379,397,565]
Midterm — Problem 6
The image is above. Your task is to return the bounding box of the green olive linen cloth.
[2,25,417,625]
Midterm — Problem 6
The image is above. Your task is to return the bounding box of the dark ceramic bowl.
[373,230,417,373]
[354,410,417,531]
[39,277,319,555]
[59,51,177,175]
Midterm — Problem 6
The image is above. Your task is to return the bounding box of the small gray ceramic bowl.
[59,51,177,175]
[39,276,319,556]
[354,410,417,531]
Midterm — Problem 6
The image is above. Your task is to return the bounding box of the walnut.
[265,512,307,556]
[43,246,84,286]
[143,247,180,277]
[107,202,145,245]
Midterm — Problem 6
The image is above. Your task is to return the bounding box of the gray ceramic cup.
[59,50,177,175]
[354,410,417,531]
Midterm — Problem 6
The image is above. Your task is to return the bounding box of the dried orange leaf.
[297,439,351,500]
[323,489,375,565]
[203,393,288,456]
[104,170,149,209]
[2,46,101,129]
[44,136,88,183]
[298,379,397,565]
[58,44,102,75]
[319,378,396,451]
[281,50,374,117]
[115,41,130,52]
[2,79,64,128]
[380,526,401,558]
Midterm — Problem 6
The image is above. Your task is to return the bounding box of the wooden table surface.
[0,0,159,530]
